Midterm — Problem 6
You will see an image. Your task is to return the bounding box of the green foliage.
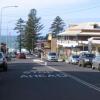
[24,9,44,51]
[50,16,65,37]
[14,18,25,52]
[44,34,49,40]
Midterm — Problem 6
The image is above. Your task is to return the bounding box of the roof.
[79,32,100,36]
[58,30,81,36]
[58,22,100,36]
[69,22,100,30]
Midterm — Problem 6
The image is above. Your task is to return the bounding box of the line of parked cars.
[68,52,100,71]
[45,51,100,71]
[0,51,27,72]
[0,52,8,72]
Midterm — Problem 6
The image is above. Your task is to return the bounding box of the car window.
[84,54,95,58]
[73,55,79,58]
[48,53,57,56]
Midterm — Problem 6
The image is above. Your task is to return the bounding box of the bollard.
[45,62,47,66]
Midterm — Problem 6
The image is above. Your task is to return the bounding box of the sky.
[0,0,100,36]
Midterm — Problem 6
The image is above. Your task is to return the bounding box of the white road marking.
[33,59,100,92]
[29,75,33,78]
[33,59,44,63]
[46,65,100,92]
[20,75,28,78]
[23,71,31,74]
[45,62,47,66]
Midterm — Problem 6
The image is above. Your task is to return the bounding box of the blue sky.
[0,0,100,36]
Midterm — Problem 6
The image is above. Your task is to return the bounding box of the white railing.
[57,40,88,47]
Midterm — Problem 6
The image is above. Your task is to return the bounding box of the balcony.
[57,40,88,47]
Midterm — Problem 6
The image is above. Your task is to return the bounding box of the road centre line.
[32,59,100,93]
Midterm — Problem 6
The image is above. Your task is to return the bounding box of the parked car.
[78,53,95,67]
[47,52,58,62]
[68,55,79,64]
[92,56,100,70]
[10,52,16,58]
[0,52,8,71]
[16,53,26,59]
[5,53,12,61]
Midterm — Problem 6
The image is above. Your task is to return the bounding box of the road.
[0,57,100,100]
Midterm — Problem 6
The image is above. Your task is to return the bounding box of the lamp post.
[0,6,18,52]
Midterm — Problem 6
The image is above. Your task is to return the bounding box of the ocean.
[0,36,18,49]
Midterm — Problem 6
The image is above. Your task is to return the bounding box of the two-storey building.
[57,22,100,57]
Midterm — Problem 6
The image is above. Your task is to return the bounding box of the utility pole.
[0,6,18,51]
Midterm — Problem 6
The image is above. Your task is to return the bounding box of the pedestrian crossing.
[20,71,67,78]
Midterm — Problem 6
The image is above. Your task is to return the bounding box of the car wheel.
[92,64,95,69]
[90,64,92,68]
[98,65,100,71]
[78,62,81,67]
[82,61,86,67]
[3,63,8,72]
[68,61,70,64]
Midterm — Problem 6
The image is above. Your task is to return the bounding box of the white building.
[57,22,100,57]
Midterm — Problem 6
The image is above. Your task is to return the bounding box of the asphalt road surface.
[0,57,100,100]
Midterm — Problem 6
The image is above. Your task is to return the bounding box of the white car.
[68,55,79,64]
[47,52,58,62]
[92,56,100,70]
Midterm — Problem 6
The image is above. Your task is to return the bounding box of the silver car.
[47,52,58,62]
[68,55,79,64]
[92,56,100,70]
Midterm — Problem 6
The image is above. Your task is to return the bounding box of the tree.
[24,9,43,52]
[44,34,49,40]
[49,16,65,37]
[14,18,25,53]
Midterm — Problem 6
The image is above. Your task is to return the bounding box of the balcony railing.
[57,40,88,47]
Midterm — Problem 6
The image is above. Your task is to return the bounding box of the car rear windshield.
[49,53,56,56]
[73,55,79,58]
[84,54,95,58]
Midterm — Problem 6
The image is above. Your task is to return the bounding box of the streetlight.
[0,5,18,52]
[6,20,17,52]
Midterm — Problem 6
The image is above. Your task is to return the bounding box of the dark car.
[0,52,8,71]
[78,53,95,67]
[16,53,26,59]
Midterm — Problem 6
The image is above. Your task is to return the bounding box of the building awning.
[79,32,100,36]
[57,31,67,36]
[58,30,81,36]
[63,43,78,47]
[88,37,100,44]
[58,31,100,36]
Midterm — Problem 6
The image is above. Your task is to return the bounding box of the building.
[39,34,57,57]
[57,22,100,57]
